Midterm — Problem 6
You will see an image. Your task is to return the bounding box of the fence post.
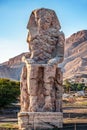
[74,123,76,130]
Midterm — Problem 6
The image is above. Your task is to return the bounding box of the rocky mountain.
[0,53,29,80]
[0,30,87,82]
[62,30,87,83]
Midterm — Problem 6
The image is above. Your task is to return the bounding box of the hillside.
[63,30,87,82]
[0,53,28,80]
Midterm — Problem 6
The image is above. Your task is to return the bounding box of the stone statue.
[18,8,65,129]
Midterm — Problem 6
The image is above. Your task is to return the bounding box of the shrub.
[63,79,71,93]
[0,78,20,108]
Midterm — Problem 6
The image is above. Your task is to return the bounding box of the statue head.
[26,8,64,65]
[27,8,61,42]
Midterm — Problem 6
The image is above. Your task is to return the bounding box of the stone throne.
[18,8,65,130]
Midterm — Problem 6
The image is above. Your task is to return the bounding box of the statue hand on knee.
[48,57,63,66]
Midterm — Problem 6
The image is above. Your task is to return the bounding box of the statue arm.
[48,31,65,65]
[56,31,65,62]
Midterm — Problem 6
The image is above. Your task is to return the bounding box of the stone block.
[18,112,63,130]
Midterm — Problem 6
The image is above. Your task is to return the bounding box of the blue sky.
[0,0,87,63]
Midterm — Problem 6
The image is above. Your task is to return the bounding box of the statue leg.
[43,65,56,112]
[20,65,29,112]
[27,65,39,112]
[55,68,63,112]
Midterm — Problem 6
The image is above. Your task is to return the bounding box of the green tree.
[71,83,78,92]
[63,79,71,93]
[0,78,20,108]
[77,83,85,91]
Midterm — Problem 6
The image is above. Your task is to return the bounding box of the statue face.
[38,16,52,30]
[27,13,52,44]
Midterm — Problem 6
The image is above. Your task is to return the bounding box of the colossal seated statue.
[18,8,65,130]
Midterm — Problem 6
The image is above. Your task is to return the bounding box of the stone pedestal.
[18,112,63,130]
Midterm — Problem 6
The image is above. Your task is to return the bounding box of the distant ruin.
[18,8,65,130]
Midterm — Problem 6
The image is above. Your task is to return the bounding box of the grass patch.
[0,123,18,129]
[64,118,87,124]
[63,97,87,107]
[75,101,87,106]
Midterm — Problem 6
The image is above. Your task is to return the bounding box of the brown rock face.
[62,30,87,81]
[18,8,64,129]
[0,53,27,81]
